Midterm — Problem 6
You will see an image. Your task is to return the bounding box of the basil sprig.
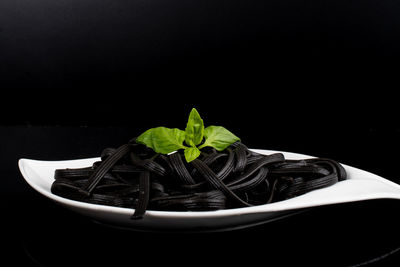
[136,108,240,162]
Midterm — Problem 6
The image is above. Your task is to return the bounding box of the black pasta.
[51,141,347,219]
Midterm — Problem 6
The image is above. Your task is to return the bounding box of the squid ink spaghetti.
[51,108,347,219]
[51,141,347,219]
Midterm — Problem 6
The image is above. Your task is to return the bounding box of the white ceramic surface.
[18,149,400,232]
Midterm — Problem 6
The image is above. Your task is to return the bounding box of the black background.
[1,0,400,266]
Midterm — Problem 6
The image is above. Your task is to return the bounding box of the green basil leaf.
[136,127,187,154]
[184,146,201,162]
[198,126,240,151]
[185,108,204,146]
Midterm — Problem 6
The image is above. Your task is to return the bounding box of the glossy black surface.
[2,124,400,266]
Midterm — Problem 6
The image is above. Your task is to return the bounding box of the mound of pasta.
[51,141,347,219]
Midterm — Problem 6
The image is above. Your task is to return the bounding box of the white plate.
[18,149,400,232]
